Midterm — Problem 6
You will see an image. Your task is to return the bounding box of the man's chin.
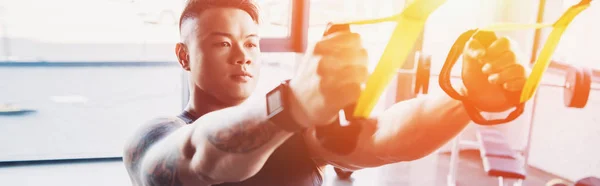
[216,82,255,101]
[222,90,253,103]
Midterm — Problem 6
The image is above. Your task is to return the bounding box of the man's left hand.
[461,31,528,112]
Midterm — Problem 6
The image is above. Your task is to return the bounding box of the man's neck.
[184,87,240,119]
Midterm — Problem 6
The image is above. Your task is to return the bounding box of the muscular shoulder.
[123,117,186,182]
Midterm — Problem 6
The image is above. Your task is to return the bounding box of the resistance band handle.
[314,23,362,155]
[439,29,525,125]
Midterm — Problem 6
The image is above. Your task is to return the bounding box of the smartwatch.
[266,79,305,133]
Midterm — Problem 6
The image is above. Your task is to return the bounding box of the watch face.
[267,88,284,115]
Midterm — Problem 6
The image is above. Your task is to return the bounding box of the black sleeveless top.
[177,111,326,186]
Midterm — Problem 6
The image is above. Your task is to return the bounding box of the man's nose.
[235,58,252,65]
[232,46,252,65]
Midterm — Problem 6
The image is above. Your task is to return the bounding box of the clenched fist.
[288,32,369,128]
[461,31,528,112]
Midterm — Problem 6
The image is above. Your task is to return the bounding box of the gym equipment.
[319,0,594,157]
[440,31,526,125]
[417,59,596,109]
[477,128,526,186]
[309,0,596,179]
[564,66,593,108]
[315,0,446,156]
[311,0,447,122]
[333,167,354,180]
[446,73,598,186]
[477,128,519,159]
[328,52,432,180]
[446,63,598,186]
[394,52,432,95]
[414,52,432,94]
[576,177,600,186]
[439,0,592,125]
[547,179,571,186]
[317,8,438,155]
[338,0,446,119]
[447,127,527,186]
[482,156,526,186]
[545,176,600,186]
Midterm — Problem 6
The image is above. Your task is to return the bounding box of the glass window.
[257,0,292,38]
[0,0,295,62]
[0,0,299,162]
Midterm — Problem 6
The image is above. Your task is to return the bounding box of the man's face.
[179,7,261,105]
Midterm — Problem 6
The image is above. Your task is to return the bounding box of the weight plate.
[414,53,423,94]
[564,66,581,107]
[414,53,431,94]
[577,68,592,108]
[334,167,353,179]
[422,55,431,94]
[564,67,592,108]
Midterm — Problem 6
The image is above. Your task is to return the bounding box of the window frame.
[259,0,310,53]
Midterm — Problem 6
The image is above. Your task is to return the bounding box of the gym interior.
[0,0,598,185]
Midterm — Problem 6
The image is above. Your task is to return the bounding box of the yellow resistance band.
[334,0,447,118]
[332,0,589,119]
[476,0,591,103]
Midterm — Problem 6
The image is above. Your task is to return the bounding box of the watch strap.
[266,79,305,133]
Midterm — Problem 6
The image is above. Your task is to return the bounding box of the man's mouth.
[230,73,253,82]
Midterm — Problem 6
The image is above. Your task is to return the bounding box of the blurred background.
[0,0,598,185]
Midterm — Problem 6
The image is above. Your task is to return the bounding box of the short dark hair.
[179,0,260,31]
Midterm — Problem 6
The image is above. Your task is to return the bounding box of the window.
[0,0,182,62]
[0,0,302,62]
[258,0,292,38]
[0,0,304,162]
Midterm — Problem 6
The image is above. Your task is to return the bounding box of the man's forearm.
[135,97,295,186]
[188,98,295,183]
[372,93,471,161]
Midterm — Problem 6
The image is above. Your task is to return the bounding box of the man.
[123,0,528,185]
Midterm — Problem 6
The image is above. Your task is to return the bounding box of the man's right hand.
[288,31,369,128]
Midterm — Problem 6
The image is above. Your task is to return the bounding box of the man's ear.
[175,43,190,71]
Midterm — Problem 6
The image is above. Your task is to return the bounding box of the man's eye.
[214,42,231,47]
[245,43,258,48]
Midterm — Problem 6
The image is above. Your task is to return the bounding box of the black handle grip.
[314,23,362,155]
[438,29,525,125]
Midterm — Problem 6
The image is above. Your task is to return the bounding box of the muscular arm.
[123,97,295,186]
[305,93,472,170]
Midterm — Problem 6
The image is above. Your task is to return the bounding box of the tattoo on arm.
[124,118,184,186]
[144,151,184,186]
[207,120,282,153]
